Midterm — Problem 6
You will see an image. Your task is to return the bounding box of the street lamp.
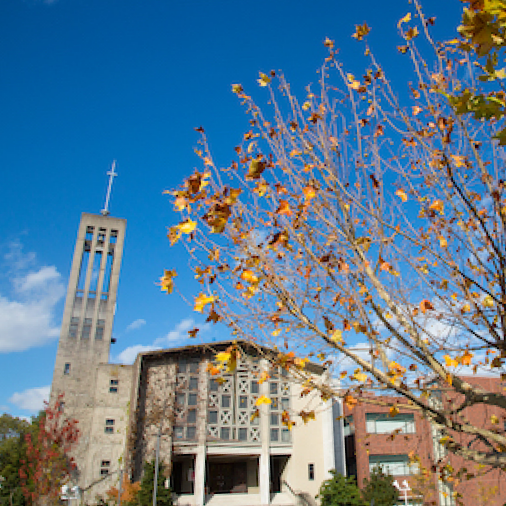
[61,484,81,506]
[393,479,411,506]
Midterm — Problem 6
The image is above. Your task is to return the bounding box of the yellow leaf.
[257,73,271,87]
[178,219,197,235]
[444,355,458,367]
[259,371,270,384]
[491,415,499,425]
[483,295,495,308]
[439,236,448,248]
[389,405,400,417]
[395,189,408,202]
[255,395,272,406]
[159,269,177,294]
[216,351,231,364]
[253,181,269,197]
[232,83,243,94]
[302,101,311,111]
[353,370,367,382]
[398,12,411,28]
[194,293,217,313]
[250,409,260,422]
[331,329,343,344]
[461,303,471,313]
[241,269,259,284]
[272,328,282,337]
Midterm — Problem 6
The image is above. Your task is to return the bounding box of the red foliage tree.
[19,394,79,506]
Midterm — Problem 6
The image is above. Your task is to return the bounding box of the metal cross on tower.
[101,160,118,216]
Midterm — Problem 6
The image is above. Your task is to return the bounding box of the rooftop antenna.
[101,160,117,216]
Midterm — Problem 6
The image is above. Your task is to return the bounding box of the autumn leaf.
[398,12,412,28]
[420,299,434,314]
[216,351,231,364]
[250,409,260,422]
[389,405,400,417]
[461,350,474,366]
[331,329,343,344]
[344,394,358,410]
[257,72,271,87]
[255,395,272,406]
[188,328,199,338]
[178,219,197,235]
[232,84,243,94]
[491,415,499,425]
[412,105,423,116]
[206,308,221,324]
[159,269,177,294]
[303,185,316,201]
[352,22,370,40]
[324,37,334,49]
[439,236,448,248]
[395,189,408,202]
[405,27,419,40]
[429,199,444,213]
[379,256,392,272]
[194,293,217,313]
[241,269,259,284]
[276,200,293,216]
[247,158,266,180]
[300,410,316,424]
[482,295,495,308]
[444,355,459,368]
[353,369,368,382]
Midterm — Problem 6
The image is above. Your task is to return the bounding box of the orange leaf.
[344,394,358,410]
[420,299,434,314]
[276,200,293,216]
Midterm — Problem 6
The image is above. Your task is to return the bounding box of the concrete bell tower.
[50,163,126,487]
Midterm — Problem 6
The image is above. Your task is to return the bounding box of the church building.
[49,205,347,506]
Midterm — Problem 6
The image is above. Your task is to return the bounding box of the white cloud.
[115,317,213,365]
[154,318,196,346]
[114,344,161,365]
[0,246,65,353]
[9,386,50,413]
[14,265,60,293]
[126,318,146,332]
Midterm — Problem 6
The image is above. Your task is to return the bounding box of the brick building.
[343,380,506,506]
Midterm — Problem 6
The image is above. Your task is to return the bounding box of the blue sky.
[0,0,463,417]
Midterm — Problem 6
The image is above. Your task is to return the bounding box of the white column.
[259,359,270,505]
[194,358,209,506]
[194,446,206,506]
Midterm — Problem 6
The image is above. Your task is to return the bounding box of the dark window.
[188,393,197,406]
[109,386,118,393]
[189,377,198,390]
[187,426,196,440]
[110,230,118,244]
[64,363,71,375]
[308,463,315,481]
[187,409,197,424]
[105,419,114,434]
